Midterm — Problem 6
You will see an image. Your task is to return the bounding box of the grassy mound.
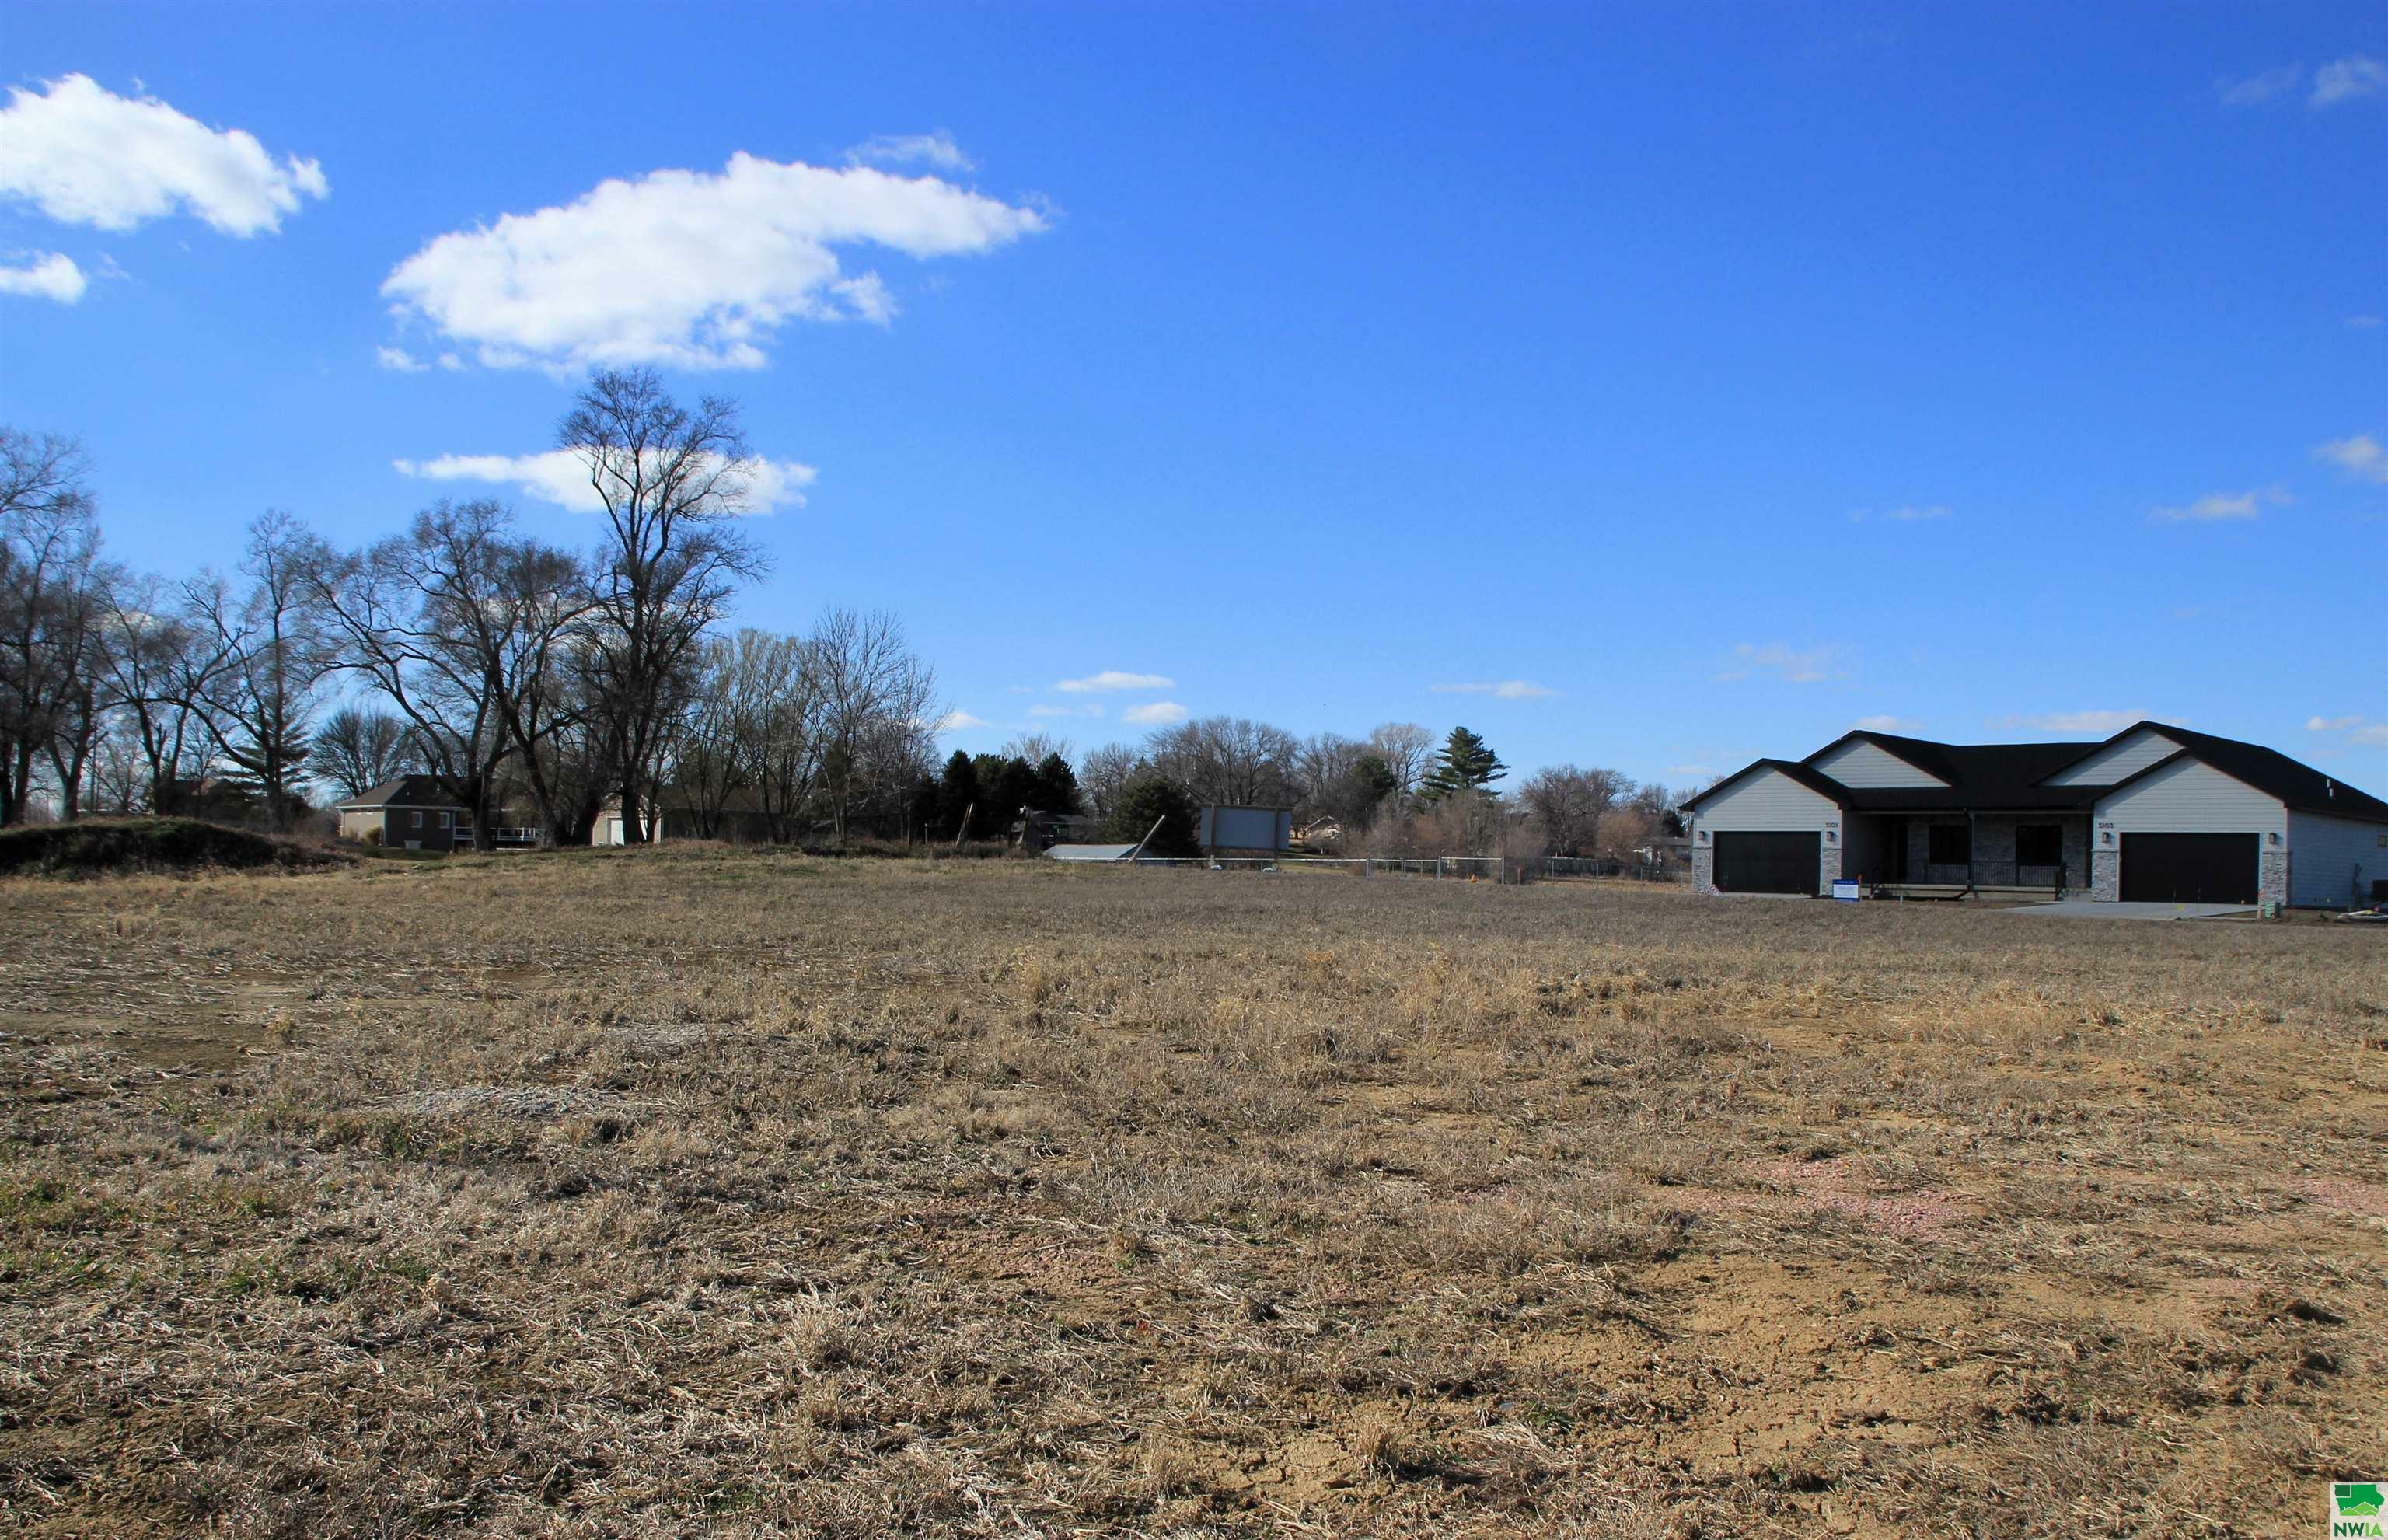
[0,817,349,878]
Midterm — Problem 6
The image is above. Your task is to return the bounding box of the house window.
[2016,825,2062,867]
[412,810,423,829]
[1927,823,1971,866]
[438,812,451,828]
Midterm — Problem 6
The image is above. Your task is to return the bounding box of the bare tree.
[1366,721,1434,808]
[724,629,824,843]
[1001,731,1072,766]
[0,429,104,824]
[809,608,935,840]
[560,368,767,843]
[1596,801,1657,861]
[187,512,331,831]
[83,711,150,814]
[306,499,591,847]
[665,633,780,838]
[1292,732,1359,809]
[312,705,414,798]
[1145,715,1301,806]
[1077,742,1139,822]
[34,553,116,821]
[101,578,236,815]
[1517,764,1628,856]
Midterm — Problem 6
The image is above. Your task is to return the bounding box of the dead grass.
[0,847,2382,1537]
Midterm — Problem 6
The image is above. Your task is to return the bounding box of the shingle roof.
[2128,725,2388,823]
[1680,758,1854,810]
[1828,739,2107,812]
[1681,723,2388,823]
[335,774,466,811]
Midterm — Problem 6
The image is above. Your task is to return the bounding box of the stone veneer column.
[2090,848,2120,902]
[1818,838,1841,896]
[1693,845,1716,896]
[2260,851,2288,909]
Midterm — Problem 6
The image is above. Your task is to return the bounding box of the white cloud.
[2308,714,2388,748]
[1028,703,1103,719]
[0,252,86,303]
[1719,641,1845,685]
[375,345,428,373]
[2313,55,2388,107]
[2218,64,2304,106]
[2348,315,2383,329]
[1122,701,1189,726]
[1430,679,1561,699]
[2149,486,2288,522]
[1055,670,1172,693]
[1989,710,2152,736]
[2315,433,2388,484]
[846,131,975,173]
[1853,714,1920,732]
[393,449,816,513]
[1666,763,1716,779]
[381,152,1046,372]
[0,73,326,236]
[933,710,988,734]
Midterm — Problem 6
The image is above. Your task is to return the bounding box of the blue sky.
[4,2,2383,791]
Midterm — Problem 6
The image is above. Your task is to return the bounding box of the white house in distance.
[1681,721,2388,909]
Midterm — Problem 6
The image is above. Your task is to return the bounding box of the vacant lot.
[1,851,2381,1538]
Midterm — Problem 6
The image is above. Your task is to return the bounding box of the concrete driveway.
[1995,899,2254,921]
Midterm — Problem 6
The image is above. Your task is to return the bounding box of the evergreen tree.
[1105,773,1201,857]
[1349,753,1400,815]
[907,774,941,842]
[937,749,979,839]
[1420,726,1507,801]
[1031,751,1081,814]
[988,756,1040,832]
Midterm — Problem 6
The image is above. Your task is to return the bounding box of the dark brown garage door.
[1712,832,1820,894]
[2119,833,2257,903]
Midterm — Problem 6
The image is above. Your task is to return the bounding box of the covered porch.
[1843,812,2093,899]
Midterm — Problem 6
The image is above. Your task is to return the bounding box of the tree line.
[918,716,1696,862]
[0,370,940,847]
[5,385,1694,856]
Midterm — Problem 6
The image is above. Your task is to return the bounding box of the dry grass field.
[2,850,2383,1538]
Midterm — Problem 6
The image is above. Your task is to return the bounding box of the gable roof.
[335,774,467,811]
[2109,724,2388,823]
[1680,758,1852,811]
[1682,721,2388,824]
[1806,729,1956,784]
[1830,740,2103,812]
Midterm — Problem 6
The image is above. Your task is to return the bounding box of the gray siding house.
[1682,722,2388,909]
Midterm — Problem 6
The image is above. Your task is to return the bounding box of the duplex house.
[334,775,470,852]
[1683,721,2388,908]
